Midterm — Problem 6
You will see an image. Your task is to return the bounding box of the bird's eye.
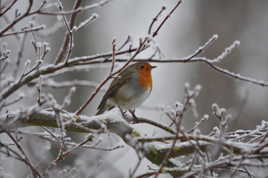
[140,65,145,69]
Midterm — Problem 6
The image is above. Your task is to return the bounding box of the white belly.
[110,83,151,110]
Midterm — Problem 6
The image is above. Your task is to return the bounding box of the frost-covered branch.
[3,103,268,177]
[1,0,268,177]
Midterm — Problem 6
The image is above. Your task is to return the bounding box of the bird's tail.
[96,104,106,115]
[96,101,115,115]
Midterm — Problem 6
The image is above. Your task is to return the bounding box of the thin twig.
[36,0,110,16]
[5,131,41,178]
[56,0,74,64]
[148,6,166,35]
[55,0,82,64]
[0,0,17,16]
[129,152,144,178]
[110,38,117,75]
[58,134,100,161]
[14,33,28,77]
[118,35,132,51]
[0,25,45,38]
[185,34,218,61]
[152,0,182,38]
[72,13,98,32]
[154,85,192,178]
[0,0,33,36]
[133,117,175,135]
[0,95,23,111]
[53,108,67,164]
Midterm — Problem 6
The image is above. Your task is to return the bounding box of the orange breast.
[138,70,152,89]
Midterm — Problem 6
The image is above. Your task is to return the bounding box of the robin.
[96,62,156,115]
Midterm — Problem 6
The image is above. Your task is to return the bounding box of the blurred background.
[1,0,268,177]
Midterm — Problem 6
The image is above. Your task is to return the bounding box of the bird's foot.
[119,108,132,122]
[129,109,139,123]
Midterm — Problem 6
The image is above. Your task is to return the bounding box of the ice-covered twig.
[210,40,240,63]
[56,0,74,64]
[62,87,76,108]
[14,33,28,77]
[148,6,166,35]
[110,38,117,75]
[72,13,98,32]
[0,25,45,38]
[185,34,218,60]
[0,0,34,36]
[36,0,111,16]
[108,55,268,87]
[0,94,24,111]
[152,0,182,38]
[29,79,100,89]
[4,130,41,177]
[0,0,17,17]
[55,0,81,64]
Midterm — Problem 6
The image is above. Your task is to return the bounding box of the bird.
[96,62,156,115]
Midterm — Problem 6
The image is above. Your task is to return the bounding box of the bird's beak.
[151,65,157,69]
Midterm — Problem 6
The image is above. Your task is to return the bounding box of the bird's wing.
[96,72,131,114]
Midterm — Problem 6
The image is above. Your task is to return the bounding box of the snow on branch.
[1,0,268,177]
